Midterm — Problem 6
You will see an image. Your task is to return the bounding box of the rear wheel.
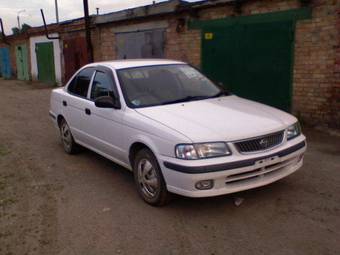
[133,148,171,206]
[59,119,79,154]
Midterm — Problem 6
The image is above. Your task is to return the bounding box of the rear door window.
[68,68,95,98]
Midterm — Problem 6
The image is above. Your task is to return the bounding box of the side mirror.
[94,95,121,109]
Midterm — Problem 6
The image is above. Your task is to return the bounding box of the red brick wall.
[332,3,340,128]
[165,16,201,66]
[293,0,339,128]
[92,26,116,61]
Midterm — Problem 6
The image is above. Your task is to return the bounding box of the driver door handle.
[85,108,91,115]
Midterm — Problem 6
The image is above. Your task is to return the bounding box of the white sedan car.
[49,59,306,206]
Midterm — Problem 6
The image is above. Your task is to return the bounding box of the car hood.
[135,95,297,142]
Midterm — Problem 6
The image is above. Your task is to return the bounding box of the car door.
[81,66,126,164]
[63,67,95,144]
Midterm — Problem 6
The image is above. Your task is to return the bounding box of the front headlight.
[287,122,301,140]
[175,144,198,160]
[175,142,232,160]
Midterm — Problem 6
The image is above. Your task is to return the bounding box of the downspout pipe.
[40,9,60,40]
[83,0,93,63]
[0,18,10,45]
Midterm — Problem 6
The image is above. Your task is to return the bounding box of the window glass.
[90,72,113,100]
[117,64,226,108]
[68,68,94,97]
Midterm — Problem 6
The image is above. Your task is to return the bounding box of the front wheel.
[133,149,171,206]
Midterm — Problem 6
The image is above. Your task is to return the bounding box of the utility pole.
[55,0,59,23]
[83,0,93,63]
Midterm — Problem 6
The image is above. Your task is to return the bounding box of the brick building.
[0,0,339,129]
[0,18,87,84]
[91,0,340,129]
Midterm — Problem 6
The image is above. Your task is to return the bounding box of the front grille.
[234,131,284,153]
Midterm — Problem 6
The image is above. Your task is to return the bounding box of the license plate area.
[255,156,280,168]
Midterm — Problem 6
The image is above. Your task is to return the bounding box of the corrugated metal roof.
[94,0,235,25]
[2,0,236,40]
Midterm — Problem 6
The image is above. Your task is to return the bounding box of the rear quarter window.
[68,68,95,98]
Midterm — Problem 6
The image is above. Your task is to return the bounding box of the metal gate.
[16,44,29,80]
[116,29,165,59]
[202,21,294,112]
[0,47,11,79]
[63,37,88,82]
[35,42,55,83]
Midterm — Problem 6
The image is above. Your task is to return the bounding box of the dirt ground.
[0,79,339,255]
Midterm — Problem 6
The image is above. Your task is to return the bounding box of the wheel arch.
[128,140,159,168]
[57,114,65,128]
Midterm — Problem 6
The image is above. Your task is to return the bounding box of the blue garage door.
[0,47,11,79]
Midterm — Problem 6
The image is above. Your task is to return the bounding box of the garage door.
[202,20,294,112]
[35,42,56,83]
[16,44,29,81]
[116,29,165,59]
[63,37,89,82]
[0,47,11,79]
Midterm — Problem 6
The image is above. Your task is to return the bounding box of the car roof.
[84,59,185,70]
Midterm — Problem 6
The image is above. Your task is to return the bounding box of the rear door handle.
[62,100,67,106]
[85,108,91,115]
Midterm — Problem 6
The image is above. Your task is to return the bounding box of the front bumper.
[160,136,306,198]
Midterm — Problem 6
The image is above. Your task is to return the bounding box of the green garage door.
[202,20,294,112]
[16,44,29,80]
[35,42,55,83]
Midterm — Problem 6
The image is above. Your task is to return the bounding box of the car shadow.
[76,145,292,210]
[169,180,290,209]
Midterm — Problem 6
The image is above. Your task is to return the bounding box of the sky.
[0,0,198,35]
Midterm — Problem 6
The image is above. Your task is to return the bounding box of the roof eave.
[93,0,235,25]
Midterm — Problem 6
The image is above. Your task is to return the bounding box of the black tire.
[133,148,171,206]
[59,119,79,154]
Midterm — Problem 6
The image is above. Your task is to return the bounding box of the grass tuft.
[0,145,9,157]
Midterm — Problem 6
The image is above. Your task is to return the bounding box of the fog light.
[195,180,214,190]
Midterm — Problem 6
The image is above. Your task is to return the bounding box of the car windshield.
[117,64,229,108]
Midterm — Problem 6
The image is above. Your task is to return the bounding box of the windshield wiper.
[161,90,231,105]
[161,95,210,105]
[209,90,230,98]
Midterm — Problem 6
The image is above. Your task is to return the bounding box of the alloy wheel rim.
[137,159,159,198]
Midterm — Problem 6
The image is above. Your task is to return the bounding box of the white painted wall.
[29,34,62,84]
